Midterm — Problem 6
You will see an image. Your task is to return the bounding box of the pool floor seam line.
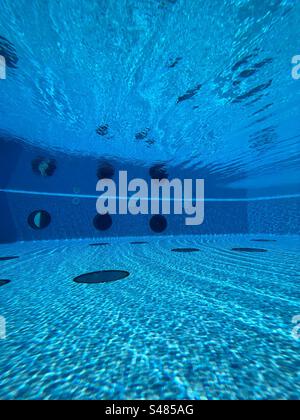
[0,188,299,202]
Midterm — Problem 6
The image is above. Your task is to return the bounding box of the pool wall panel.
[0,138,250,242]
[248,198,300,234]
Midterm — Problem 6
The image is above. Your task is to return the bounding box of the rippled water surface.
[0,235,299,400]
[1,0,300,191]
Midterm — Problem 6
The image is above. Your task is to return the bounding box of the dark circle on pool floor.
[74,270,130,284]
[0,256,19,261]
[251,239,277,243]
[172,248,200,253]
[0,280,11,287]
[232,248,268,253]
[89,243,110,247]
[150,215,167,233]
[28,210,51,230]
[93,214,113,231]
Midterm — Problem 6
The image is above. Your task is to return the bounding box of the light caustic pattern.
[0,235,299,400]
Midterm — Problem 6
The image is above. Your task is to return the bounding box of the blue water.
[0,0,299,400]
[0,235,299,399]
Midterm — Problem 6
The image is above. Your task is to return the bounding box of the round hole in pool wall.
[97,162,115,180]
[93,214,113,231]
[28,210,51,230]
[150,215,168,233]
[149,164,169,180]
[31,157,57,177]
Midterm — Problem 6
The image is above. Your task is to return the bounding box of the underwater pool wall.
[0,137,250,242]
[248,197,300,235]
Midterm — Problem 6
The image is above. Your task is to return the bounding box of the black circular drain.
[28,210,51,230]
[74,270,130,284]
[232,248,268,253]
[150,215,167,233]
[32,157,57,177]
[89,243,110,247]
[0,256,19,261]
[0,280,10,287]
[251,239,277,243]
[172,248,200,253]
[93,214,113,231]
[97,162,115,180]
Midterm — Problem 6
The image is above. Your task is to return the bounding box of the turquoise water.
[0,0,300,400]
[0,0,299,189]
[0,235,299,399]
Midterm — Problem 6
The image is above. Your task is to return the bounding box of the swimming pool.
[0,235,299,399]
[0,0,299,401]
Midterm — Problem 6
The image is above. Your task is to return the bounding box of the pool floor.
[0,235,299,400]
